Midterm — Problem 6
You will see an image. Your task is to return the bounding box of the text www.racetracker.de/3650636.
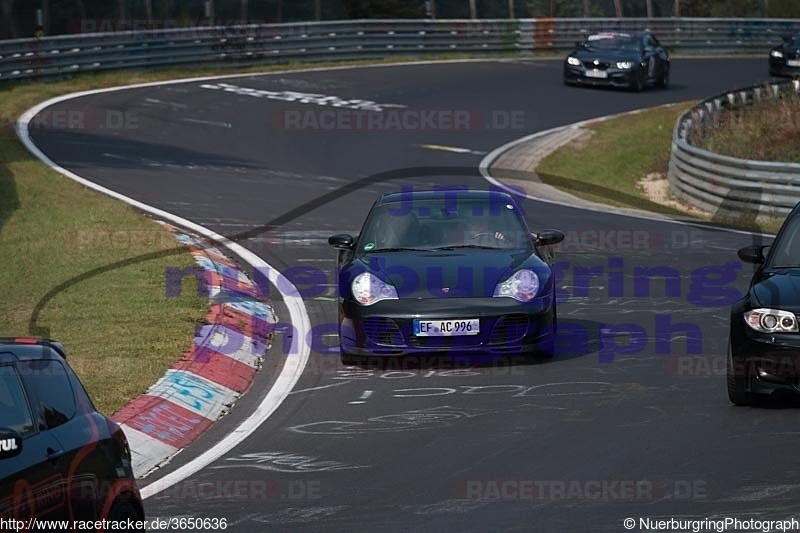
[1,516,228,531]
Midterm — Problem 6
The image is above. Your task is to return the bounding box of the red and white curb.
[112,224,276,479]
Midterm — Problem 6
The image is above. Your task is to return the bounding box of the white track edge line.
[17,87,313,501]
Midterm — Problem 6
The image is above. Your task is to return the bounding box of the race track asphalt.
[27,57,798,532]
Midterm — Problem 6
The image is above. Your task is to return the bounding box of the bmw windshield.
[584,36,641,52]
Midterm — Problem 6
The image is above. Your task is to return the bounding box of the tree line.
[2,0,798,40]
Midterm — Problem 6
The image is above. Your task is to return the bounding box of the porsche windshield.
[358,198,532,252]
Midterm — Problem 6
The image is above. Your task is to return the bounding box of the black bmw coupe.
[328,189,564,365]
[769,34,800,77]
[729,203,800,405]
[563,31,670,91]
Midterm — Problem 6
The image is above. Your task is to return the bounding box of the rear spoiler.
[0,337,66,359]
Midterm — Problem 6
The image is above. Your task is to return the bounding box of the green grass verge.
[534,101,786,234]
[536,103,695,215]
[0,78,214,415]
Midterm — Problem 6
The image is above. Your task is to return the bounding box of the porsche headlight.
[771,49,784,58]
[351,272,398,306]
[616,61,635,69]
[567,56,581,66]
[493,269,540,302]
[744,308,798,333]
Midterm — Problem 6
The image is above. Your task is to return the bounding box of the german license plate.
[413,319,479,336]
[787,59,800,67]
[585,69,608,79]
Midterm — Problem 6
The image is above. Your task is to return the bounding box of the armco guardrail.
[1,18,800,81]
[668,79,800,219]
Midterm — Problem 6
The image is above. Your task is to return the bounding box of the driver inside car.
[462,215,508,246]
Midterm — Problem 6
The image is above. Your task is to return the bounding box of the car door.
[17,358,104,524]
[0,362,70,525]
[645,34,668,77]
[641,34,657,79]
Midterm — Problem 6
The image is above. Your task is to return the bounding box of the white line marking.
[289,381,352,395]
[180,118,232,128]
[203,222,257,227]
[144,98,188,108]
[201,82,406,112]
[420,144,487,155]
[18,90,312,500]
[349,390,374,405]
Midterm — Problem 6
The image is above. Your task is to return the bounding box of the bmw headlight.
[493,269,540,302]
[771,49,784,58]
[616,61,635,69]
[744,308,798,333]
[567,56,581,66]
[351,272,398,306]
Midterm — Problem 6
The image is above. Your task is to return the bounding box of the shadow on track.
[28,130,262,171]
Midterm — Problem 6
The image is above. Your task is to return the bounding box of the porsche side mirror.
[737,245,766,264]
[329,234,355,250]
[534,229,565,247]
